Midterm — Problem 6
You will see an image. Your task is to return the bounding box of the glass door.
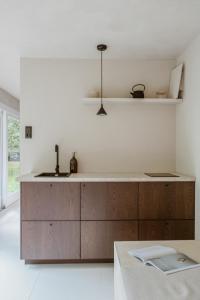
[6,114,20,206]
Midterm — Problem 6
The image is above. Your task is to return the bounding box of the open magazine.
[128,245,200,275]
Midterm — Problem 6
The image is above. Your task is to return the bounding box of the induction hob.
[145,173,179,177]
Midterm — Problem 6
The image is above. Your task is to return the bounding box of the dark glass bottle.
[70,152,78,173]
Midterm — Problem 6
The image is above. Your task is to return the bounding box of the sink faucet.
[55,144,60,175]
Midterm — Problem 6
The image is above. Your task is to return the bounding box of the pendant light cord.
[96,44,107,115]
[101,51,103,106]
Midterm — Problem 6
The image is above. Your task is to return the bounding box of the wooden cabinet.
[81,182,138,260]
[138,182,195,241]
[21,221,80,260]
[139,220,194,240]
[21,182,81,261]
[81,183,138,220]
[21,182,80,220]
[81,221,138,259]
[139,182,194,219]
[21,180,195,262]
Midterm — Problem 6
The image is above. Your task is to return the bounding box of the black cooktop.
[145,173,179,177]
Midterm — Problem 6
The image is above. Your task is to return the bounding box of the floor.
[0,202,114,300]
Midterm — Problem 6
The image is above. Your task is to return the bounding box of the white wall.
[0,88,19,114]
[176,34,200,238]
[20,58,176,174]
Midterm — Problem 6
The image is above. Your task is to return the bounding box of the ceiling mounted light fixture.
[96,44,107,116]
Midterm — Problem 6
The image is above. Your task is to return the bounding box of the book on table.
[128,245,200,275]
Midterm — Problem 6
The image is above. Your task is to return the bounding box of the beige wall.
[176,34,200,238]
[20,58,176,174]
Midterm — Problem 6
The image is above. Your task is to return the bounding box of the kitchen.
[18,38,198,298]
[1,1,200,299]
[20,57,184,261]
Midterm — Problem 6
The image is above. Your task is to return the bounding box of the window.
[0,109,20,209]
[7,115,20,198]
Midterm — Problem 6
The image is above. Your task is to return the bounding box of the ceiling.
[1,0,200,98]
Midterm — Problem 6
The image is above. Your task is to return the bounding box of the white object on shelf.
[83,97,183,104]
[168,64,183,99]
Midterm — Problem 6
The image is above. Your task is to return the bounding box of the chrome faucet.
[55,144,60,175]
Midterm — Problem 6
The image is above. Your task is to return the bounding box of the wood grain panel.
[21,182,80,220]
[21,221,80,260]
[81,183,138,220]
[81,221,138,259]
[139,220,194,240]
[139,182,195,219]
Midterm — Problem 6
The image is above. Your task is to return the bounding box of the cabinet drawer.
[81,183,138,220]
[21,182,80,220]
[21,221,80,260]
[81,221,138,259]
[139,182,195,219]
[139,220,194,240]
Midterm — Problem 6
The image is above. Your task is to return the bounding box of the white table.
[114,241,200,300]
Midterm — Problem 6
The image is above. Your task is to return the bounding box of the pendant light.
[96,44,107,116]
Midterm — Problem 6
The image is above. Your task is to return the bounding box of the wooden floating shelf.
[83,98,183,104]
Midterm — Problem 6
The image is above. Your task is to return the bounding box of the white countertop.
[19,172,195,182]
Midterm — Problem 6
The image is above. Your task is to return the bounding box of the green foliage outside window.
[8,118,20,152]
[7,117,20,194]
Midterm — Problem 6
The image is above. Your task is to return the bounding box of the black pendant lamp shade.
[97,104,107,116]
[96,44,107,116]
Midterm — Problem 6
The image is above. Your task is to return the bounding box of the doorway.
[0,110,20,209]
[7,115,20,206]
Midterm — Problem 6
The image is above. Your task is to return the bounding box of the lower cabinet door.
[139,220,194,241]
[81,221,138,259]
[21,221,80,260]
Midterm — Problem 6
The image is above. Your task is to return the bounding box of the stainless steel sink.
[35,172,71,177]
